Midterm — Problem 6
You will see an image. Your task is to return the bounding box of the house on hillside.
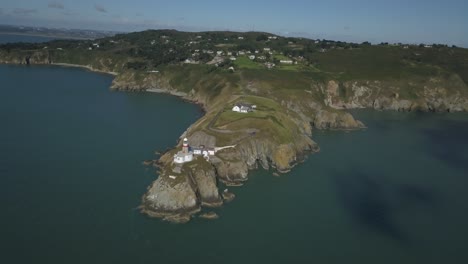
[249,55,256,60]
[191,145,216,157]
[232,103,254,113]
[265,62,275,69]
[280,60,293,64]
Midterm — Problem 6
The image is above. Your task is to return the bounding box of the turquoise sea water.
[1,64,468,263]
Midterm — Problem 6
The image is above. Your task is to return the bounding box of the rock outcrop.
[312,110,365,130]
[141,175,200,223]
[191,165,223,207]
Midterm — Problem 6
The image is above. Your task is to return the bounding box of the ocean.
[1,36,468,263]
[0,34,60,44]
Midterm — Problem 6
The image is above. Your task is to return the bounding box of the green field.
[234,56,263,69]
[308,46,463,81]
[207,95,300,145]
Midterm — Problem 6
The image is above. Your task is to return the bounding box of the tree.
[256,34,268,41]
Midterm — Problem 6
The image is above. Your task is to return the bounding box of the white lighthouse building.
[173,138,194,164]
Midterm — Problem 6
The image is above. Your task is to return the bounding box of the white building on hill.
[232,103,254,113]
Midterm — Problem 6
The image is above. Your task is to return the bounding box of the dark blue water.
[0,34,59,44]
[1,64,468,263]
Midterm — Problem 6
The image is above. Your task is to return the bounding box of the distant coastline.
[0,31,92,40]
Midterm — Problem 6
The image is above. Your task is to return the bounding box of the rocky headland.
[2,29,468,222]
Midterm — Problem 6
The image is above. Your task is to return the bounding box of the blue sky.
[0,0,467,46]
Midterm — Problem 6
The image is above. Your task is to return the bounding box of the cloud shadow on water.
[333,170,438,243]
[420,118,468,172]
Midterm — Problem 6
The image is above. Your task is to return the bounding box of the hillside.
[1,29,468,222]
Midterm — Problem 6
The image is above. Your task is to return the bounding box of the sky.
[0,0,467,46]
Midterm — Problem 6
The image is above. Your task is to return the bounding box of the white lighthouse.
[182,138,189,154]
[173,138,194,164]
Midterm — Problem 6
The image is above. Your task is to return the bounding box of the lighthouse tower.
[182,138,189,154]
[173,138,194,164]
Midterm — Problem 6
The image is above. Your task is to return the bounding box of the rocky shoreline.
[52,63,118,76]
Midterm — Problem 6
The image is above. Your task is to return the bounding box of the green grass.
[242,68,328,90]
[234,56,263,69]
[274,54,290,60]
[307,45,468,82]
[309,46,408,80]
[207,94,299,145]
[276,63,303,72]
[161,65,241,101]
[240,95,282,110]
[214,110,269,128]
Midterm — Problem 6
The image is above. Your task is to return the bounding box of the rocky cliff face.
[141,173,200,223]
[111,71,167,91]
[0,50,51,65]
[322,78,468,112]
[191,165,223,207]
[312,110,365,129]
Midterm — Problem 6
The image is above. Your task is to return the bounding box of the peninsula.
[1,30,468,222]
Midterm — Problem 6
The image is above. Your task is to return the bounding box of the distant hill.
[0,24,119,40]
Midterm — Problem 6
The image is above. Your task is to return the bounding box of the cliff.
[321,78,468,112]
